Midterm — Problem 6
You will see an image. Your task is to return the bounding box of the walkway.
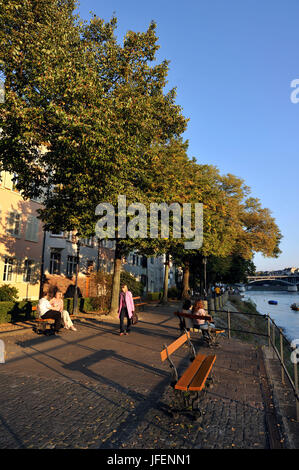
[0,302,294,449]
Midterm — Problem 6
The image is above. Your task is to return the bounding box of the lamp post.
[39,229,47,299]
[203,256,207,298]
[73,237,81,315]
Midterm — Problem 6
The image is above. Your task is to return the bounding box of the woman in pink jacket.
[118,284,135,336]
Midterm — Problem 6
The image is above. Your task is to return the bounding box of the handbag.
[132,311,138,325]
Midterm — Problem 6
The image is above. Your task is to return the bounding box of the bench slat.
[175,354,207,391]
[160,332,190,362]
[188,355,216,391]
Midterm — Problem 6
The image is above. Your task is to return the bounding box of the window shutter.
[26,216,39,242]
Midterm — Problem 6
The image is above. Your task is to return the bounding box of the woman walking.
[118,284,135,336]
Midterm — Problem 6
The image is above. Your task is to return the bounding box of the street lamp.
[203,256,207,297]
[73,237,81,314]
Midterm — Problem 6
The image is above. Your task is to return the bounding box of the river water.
[243,290,299,343]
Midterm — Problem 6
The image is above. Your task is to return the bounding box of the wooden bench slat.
[35,319,55,324]
[175,354,207,391]
[160,332,190,362]
[188,355,216,391]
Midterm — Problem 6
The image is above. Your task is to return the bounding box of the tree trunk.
[161,253,170,304]
[109,241,122,317]
[181,262,190,300]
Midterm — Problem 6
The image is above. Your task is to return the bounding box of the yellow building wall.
[0,172,44,300]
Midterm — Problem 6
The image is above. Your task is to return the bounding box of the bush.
[0,300,38,323]
[168,286,179,299]
[147,292,162,301]
[63,297,102,314]
[0,284,19,302]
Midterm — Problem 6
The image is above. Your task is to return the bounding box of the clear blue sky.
[77,0,299,271]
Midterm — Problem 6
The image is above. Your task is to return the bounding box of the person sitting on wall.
[36,291,62,334]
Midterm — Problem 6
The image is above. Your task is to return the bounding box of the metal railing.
[210,302,299,422]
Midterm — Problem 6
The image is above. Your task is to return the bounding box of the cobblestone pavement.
[0,303,292,449]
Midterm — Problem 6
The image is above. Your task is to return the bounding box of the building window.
[23,259,33,282]
[3,257,14,281]
[25,216,39,242]
[50,250,61,275]
[67,256,76,277]
[50,231,64,237]
[82,237,94,247]
[7,211,21,237]
[12,173,18,191]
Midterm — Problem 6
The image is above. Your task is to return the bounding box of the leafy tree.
[0,2,188,314]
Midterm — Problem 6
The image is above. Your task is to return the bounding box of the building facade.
[0,171,44,300]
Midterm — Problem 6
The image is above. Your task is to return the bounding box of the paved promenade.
[0,302,296,449]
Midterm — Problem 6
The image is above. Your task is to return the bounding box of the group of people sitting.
[37,289,77,334]
[180,299,215,341]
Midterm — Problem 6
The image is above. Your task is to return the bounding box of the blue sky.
[77,0,299,271]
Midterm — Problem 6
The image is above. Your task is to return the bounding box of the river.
[243,290,299,343]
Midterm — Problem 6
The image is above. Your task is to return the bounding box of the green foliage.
[146,292,161,301]
[120,270,144,297]
[0,284,19,301]
[0,300,38,323]
[64,297,100,314]
[167,286,179,299]
[206,254,256,285]
[86,270,113,313]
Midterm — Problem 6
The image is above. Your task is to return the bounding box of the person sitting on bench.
[50,289,77,331]
[36,291,62,333]
[181,299,193,331]
[192,300,215,340]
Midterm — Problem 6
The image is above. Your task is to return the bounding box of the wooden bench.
[174,311,225,348]
[133,296,147,312]
[161,332,216,421]
[32,304,76,335]
[32,305,56,335]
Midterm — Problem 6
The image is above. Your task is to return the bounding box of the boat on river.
[290,303,299,311]
[268,300,278,305]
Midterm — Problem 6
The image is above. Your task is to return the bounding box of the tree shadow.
[8,301,36,322]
